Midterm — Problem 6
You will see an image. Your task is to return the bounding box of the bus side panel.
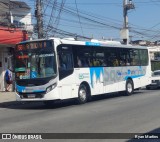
[57,65,151,100]
[103,66,147,92]
[140,66,152,87]
[74,68,92,95]
[89,67,104,95]
[103,67,119,93]
[75,67,104,96]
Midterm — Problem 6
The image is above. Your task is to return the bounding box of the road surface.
[0,89,160,142]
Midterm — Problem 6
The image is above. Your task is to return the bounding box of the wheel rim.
[127,83,132,93]
[79,88,87,102]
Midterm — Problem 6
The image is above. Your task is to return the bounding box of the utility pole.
[35,0,43,38]
[120,0,135,45]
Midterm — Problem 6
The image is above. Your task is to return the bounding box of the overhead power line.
[18,0,160,41]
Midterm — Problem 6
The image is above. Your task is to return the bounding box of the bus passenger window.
[60,61,66,70]
[126,59,130,66]
[58,52,74,80]
[113,59,119,66]
[59,52,73,70]
[59,56,66,70]
[88,59,93,66]
[77,56,82,67]
[81,59,88,67]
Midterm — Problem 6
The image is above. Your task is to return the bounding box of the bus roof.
[55,38,149,49]
[19,37,149,49]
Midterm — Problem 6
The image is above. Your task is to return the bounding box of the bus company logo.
[2,134,12,139]
[79,74,84,79]
[79,73,89,79]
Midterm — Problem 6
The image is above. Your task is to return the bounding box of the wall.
[0,47,10,91]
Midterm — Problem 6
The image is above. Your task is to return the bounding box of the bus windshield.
[15,40,57,80]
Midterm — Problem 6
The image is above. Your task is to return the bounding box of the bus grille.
[19,92,46,99]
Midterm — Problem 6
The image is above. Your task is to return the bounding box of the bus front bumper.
[16,90,60,102]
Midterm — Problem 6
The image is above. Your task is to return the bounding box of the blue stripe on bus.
[33,90,45,93]
[16,85,26,92]
[90,67,104,88]
[16,85,45,93]
[85,42,101,46]
[124,75,144,80]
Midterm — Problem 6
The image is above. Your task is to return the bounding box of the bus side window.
[59,56,66,70]
[77,56,82,67]
[65,53,73,69]
[59,52,73,70]
[58,52,74,80]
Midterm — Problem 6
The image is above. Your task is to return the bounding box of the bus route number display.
[16,41,47,51]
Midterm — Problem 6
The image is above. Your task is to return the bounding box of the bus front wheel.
[125,79,134,96]
[77,84,88,104]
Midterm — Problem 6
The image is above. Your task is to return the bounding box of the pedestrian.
[5,68,12,92]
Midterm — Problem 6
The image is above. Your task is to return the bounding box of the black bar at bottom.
[0,133,160,139]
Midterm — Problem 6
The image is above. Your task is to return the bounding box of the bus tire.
[77,84,88,104]
[125,79,134,96]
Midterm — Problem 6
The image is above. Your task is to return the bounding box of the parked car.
[146,70,160,89]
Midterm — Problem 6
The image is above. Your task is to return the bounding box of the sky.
[20,0,160,42]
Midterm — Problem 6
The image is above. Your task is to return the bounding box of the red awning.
[0,26,28,45]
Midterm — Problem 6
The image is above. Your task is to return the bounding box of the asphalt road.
[0,89,160,142]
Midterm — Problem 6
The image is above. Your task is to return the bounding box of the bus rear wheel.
[125,79,134,96]
[77,84,88,104]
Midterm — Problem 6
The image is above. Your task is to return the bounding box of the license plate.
[27,94,35,98]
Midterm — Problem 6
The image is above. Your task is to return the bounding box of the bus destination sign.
[16,41,48,51]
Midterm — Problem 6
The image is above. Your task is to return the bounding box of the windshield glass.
[15,40,57,80]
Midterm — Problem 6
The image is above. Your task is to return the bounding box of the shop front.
[0,27,28,91]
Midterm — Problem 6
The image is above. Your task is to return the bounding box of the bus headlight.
[46,83,57,93]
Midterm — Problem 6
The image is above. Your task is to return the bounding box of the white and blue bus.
[15,38,151,105]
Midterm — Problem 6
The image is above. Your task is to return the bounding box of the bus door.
[57,45,75,99]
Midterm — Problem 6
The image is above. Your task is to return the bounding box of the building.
[148,46,160,61]
[0,0,33,91]
[10,0,33,36]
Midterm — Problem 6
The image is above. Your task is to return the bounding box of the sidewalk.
[0,91,16,103]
